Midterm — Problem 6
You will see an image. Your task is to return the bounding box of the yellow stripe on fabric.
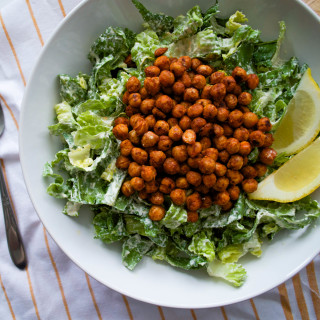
[122,295,134,320]
[306,261,320,320]
[190,309,197,320]
[0,13,26,86]
[85,273,102,320]
[0,160,41,319]
[43,228,72,320]
[25,0,44,46]
[292,274,310,319]
[157,306,165,320]
[0,273,16,320]
[57,0,66,17]
[0,95,19,130]
[278,283,294,320]
[250,299,260,320]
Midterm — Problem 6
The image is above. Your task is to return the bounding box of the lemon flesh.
[272,68,320,155]
[249,136,320,202]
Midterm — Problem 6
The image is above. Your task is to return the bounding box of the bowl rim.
[19,0,320,308]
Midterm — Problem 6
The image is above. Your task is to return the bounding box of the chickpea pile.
[112,48,277,223]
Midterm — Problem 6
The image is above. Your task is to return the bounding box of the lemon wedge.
[249,136,320,202]
[272,68,320,155]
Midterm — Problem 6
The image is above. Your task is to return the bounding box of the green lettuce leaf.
[188,231,215,261]
[162,203,187,229]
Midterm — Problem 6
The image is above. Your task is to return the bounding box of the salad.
[44,1,320,287]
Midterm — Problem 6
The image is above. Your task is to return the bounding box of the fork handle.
[0,163,27,269]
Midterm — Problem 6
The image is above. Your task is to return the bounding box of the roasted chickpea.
[133,118,148,136]
[221,201,233,211]
[227,155,244,170]
[203,173,217,188]
[180,72,192,87]
[170,61,186,77]
[195,184,210,194]
[159,177,175,194]
[154,55,170,70]
[153,120,169,136]
[125,105,139,117]
[162,86,173,95]
[141,165,157,182]
[140,99,155,114]
[114,117,129,126]
[210,83,227,101]
[209,71,226,84]
[149,192,164,205]
[196,64,213,77]
[139,87,148,100]
[202,195,213,209]
[226,138,240,154]
[228,185,240,201]
[172,81,185,96]
[226,170,244,185]
[192,74,207,90]
[217,107,230,122]
[241,166,257,179]
[126,76,141,93]
[187,192,202,211]
[263,133,274,147]
[168,125,183,141]
[259,147,277,165]
[191,117,207,133]
[200,137,211,151]
[128,162,142,177]
[249,130,266,147]
[128,130,140,145]
[121,181,135,197]
[233,84,242,96]
[201,85,212,99]
[187,142,202,158]
[213,123,224,137]
[218,150,230,164]
[167,117,179,128]
[184,88,200,102]
[131,147,148,165]
[138,190,148,200]
[202,104,217,120]
[152,107,166,119]
[254,163,268,177]
[199,156,216,174]
[145,65,160,77]
[172,145,188,163]
[154,47,168,57]
[120,139,133,156]
[179,115,192,130]
[129,113,143,128]
[180,163,191,175]
[176,177,189,189]
[149,150,166,168]
[145,180,159,193]
[113,124,129,141]
[238,92,252,106]
[187,156,201,169]
[187,104,203,118]
[186,171,202,187]
[144,115,156,130]
[155,95,174,114]
[157,135,173,151]
[247,74,259,89]
[149,205,166,221]
[243,112,258,128]
[178,56,192,69]
[196,99,211,107]
[182,129,197,145]
[214,135,228,150]
[242,179,258,193]
[122,91,130,105]
[222,124,233,137]
[130,177,145,191]
[187,211,199,223]
[159,70,175,88]
[231,66,247,82]
[239,141,252,156]
[202,148,219,161]
[170,189,186,206]
[215,191,230,206]
[116,155,131,170]
[233,127,249,142]
[257,117,272,132]
[191,58,202,71]
[144,77,161,96]
[222,76,236,92]
[228,110,243,128]
[128,93,142,108]
[163,158,180,175]
[172,104,187,118]
[213,176,229,192]
[225,94,238,109]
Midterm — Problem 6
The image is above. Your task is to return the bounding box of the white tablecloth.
[0,1,319,319]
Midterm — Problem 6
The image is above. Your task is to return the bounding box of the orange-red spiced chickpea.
[186,192,202,211]
[154,55,170,70]
[154,120,169,136]
[128,93,141,108]
[217,107,229,122]
[149,205,166,221]
[257,117,272,132]
[249,130,266,147]
[215,191,230,206]
[233,127,249,141]
[187,142,202,158]
[222,76,236,92]
[157,135,173,151]
[170,61,186,77]
[149,192,164,205]
[159,177,175,194]
[141,131,159,148]
[226,138,240,154]
[149,150,166,169]
[140,98,155,115]
[238,92,252,106]
[202,148,219,161]
[201,85,212,99]
[203,104,217,120]
[163,158,180,175]
[130,177,145,191]
[128,130,140,145]
[254,163,268,177]
[141,165,157,182]
[228,185,240,201]
[182,129,197,145]
[144,77,161,96]
[199,156,216,174]
[176,177,189,189]
[210,83,226,101]
[243,112,258,128]
[203,173,217,188]
[191,117,207,133]
[131,147,148,165]
[231,66,247,82]
[159,70,175,87]
[128,162,141,177]
[113,124,128,141]
[133,118,148,136]
[239,141,252,156]
[196,64,213,77]
[192,74,207,90]
[172,104,187,118]
[126,76,141,93]
[172,82,185,96]
[156,95,174,113]
[225,94,238,109]
[242,179,258,193]
[114,117,129,126]
[228,110,243,128]
[121,181,135,197]
[186,171,202,187]
[145,65,160,77]
[247,74,259,90]
[168,125,183,141]
[259,147,277,165]
[184,88,200,102]
[226,170,244,185]
[209,71,226,85]
[172,145,188,162]
[213,176,229,192]
[187,211,199,223]
[227,155,244,171]
[120,139,133,156]
[170,189,186,206]
[116,155,130,170]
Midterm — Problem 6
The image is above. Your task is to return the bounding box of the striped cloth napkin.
[0,1,319,319]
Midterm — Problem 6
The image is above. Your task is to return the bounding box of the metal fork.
[0,102,27,269]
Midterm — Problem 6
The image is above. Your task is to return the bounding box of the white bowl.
[19,0,320,308]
